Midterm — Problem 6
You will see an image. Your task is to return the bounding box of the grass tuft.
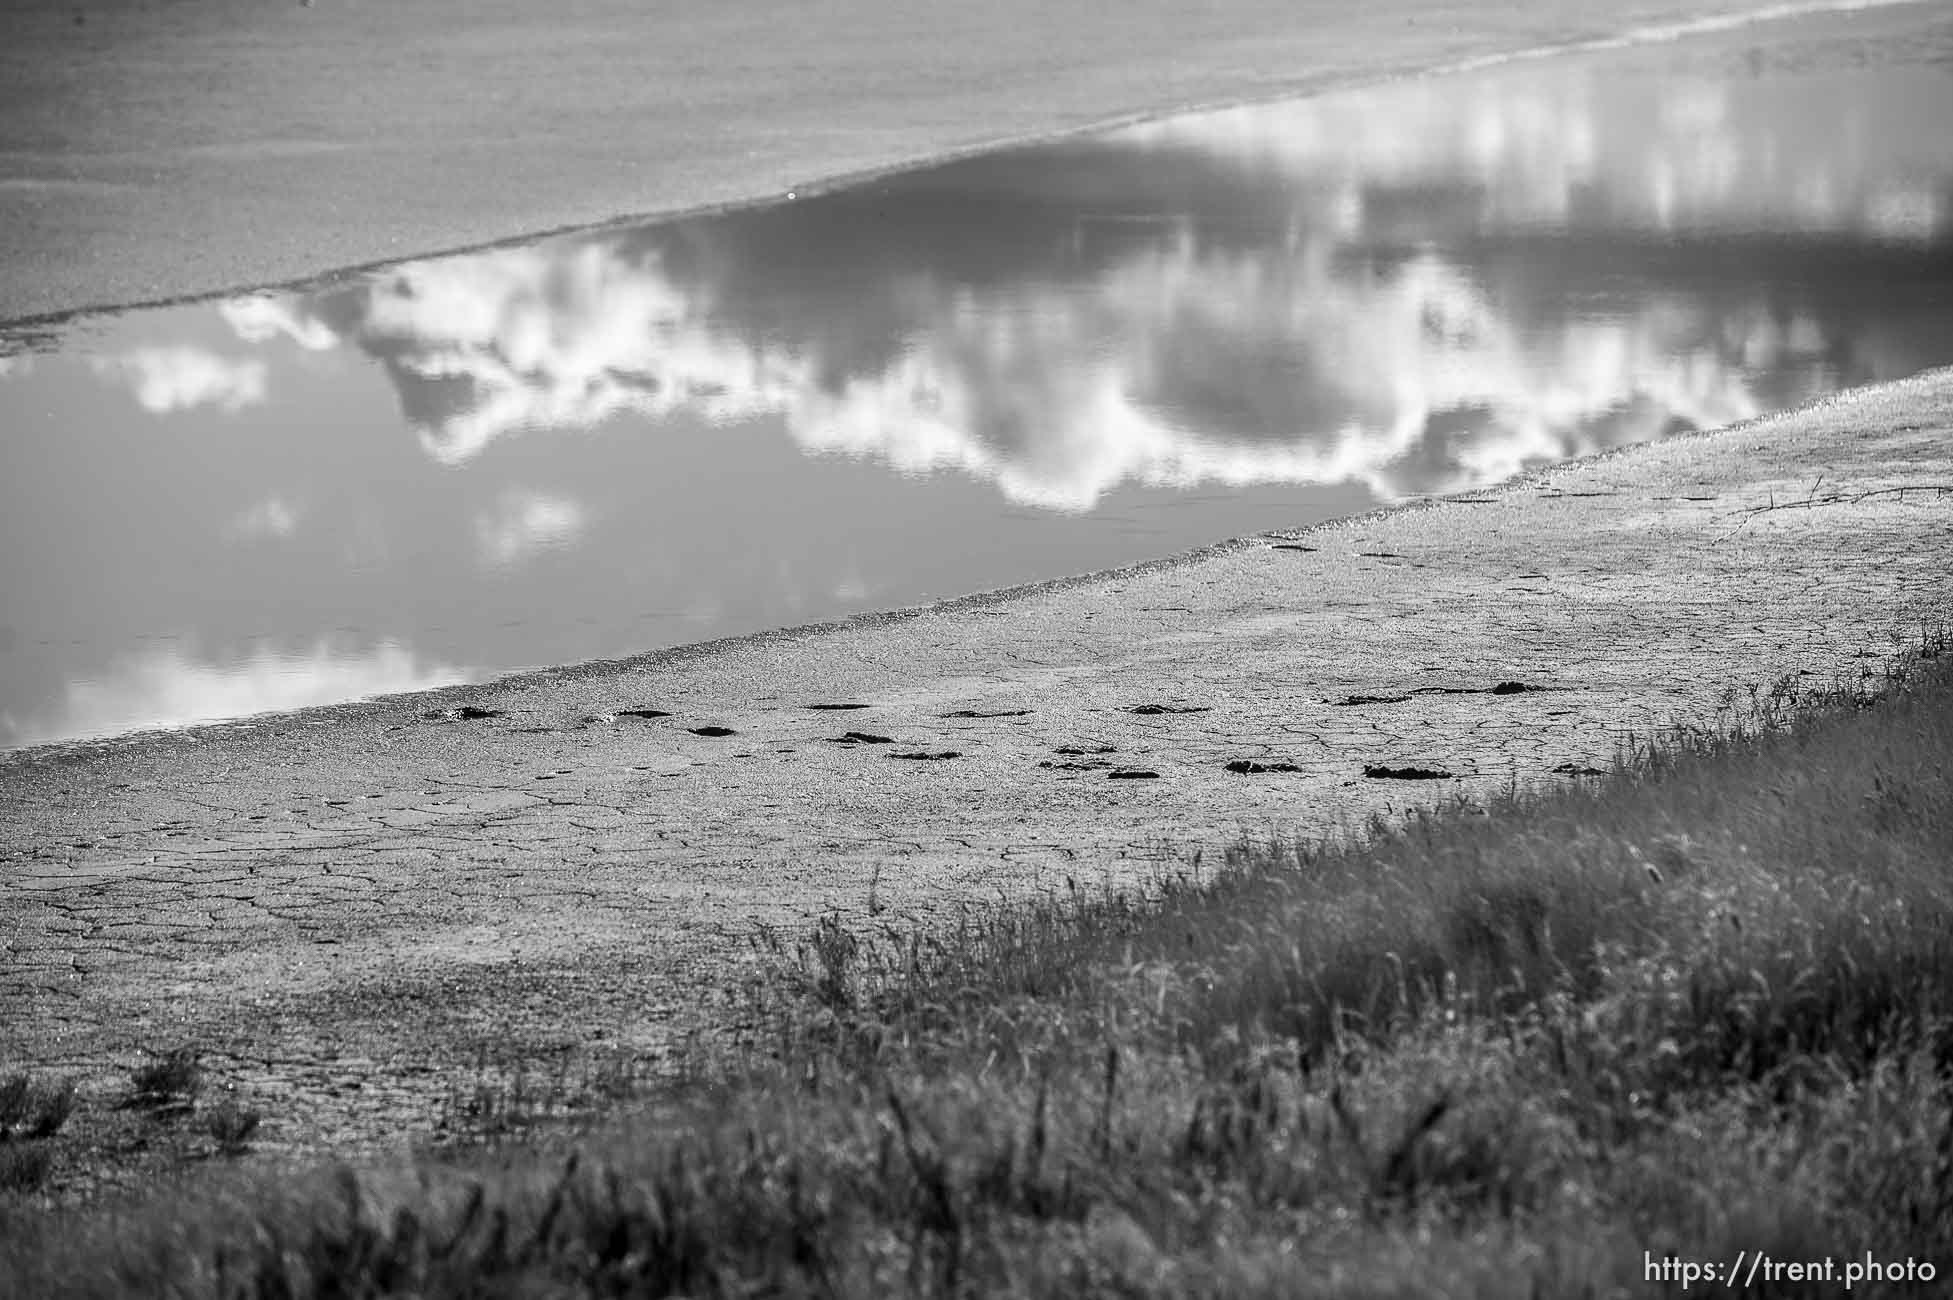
[126,1049,202,1110]
[202,1101,262,1154]
[0,1145,53,1195]
[0,1074,75,1142]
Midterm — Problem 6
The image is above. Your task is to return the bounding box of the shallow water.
[3,20,1950,748]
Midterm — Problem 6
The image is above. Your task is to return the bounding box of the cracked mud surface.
[4,371,1951,1197]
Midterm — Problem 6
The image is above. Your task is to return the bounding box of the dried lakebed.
[3,368,1951,1195]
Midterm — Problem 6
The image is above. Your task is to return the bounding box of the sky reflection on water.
[3,27,1951,747]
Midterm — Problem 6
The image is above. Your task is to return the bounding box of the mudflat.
[3,367,1949,1190]
[0,0,1915,323]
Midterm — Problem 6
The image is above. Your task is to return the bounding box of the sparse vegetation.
[0,1143,53,1194]
[127,1048,203,1111]
[0,1073,74,1196]
[0,1073,74,1142]
[2,635,1948,1295]
[436,1047,653,1147]
[202,1100,262,1155]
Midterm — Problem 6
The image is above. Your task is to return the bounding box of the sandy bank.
[0,0,1928,324]
[2,367,1949,1192]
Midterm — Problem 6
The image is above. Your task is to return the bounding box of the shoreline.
[0,0,1933,329]
[1,362,1939,768]
[3,365,1949,1196]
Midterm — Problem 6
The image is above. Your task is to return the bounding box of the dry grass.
[0,1073,75,1194]
[2,632,1949,1296]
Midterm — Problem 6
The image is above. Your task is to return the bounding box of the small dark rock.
[1333,694,1411,707]
[618,708,673,719]
[806,703,871,710]
[942,709,1033,718]
[689,726,737,737]
[1271,544,1317,552]
[1128,704,1210,715]
[1363,764,1454,780]
[1489,682,1533,695]
[1108,768,1161,779]
[828,731,893,744]
[1551,763,1607,777]
[1053,745,1115,755]
[1225,760,1303,774]
[891,751,961,760]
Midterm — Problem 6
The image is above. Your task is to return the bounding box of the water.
[3,22,1951,748]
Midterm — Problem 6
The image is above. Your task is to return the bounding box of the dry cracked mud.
[3,370,1951,1198]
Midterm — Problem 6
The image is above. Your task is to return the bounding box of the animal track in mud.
[1225,760,1304,774]
[1363,764,1455,780]
[942,708,1033,718]
[425,705,503,721]
[688,726,737,737]
[891,751,961,761]
[827,732,893,745]
[806,703,871,711]
[1108,768,1161,779]
[1410,681,1559,696]
[1128,704,1211,715]
[1336,682,1551,705]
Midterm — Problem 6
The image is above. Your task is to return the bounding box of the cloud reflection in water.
[2,642,468,748]
[475,490,588,568]
[90,345,268,415]
[208,51,1944,508]
[10,33,1953,747]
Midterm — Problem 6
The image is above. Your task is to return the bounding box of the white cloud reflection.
[792,249,1781,507]
[225,494,302,541]
[474,490,587,567]
[92,345,268,414]
[1117,63,1946,243]
[288,244,808,464]
[198,50,1946,507]
[225,230,1838,509]
[5,641,468,746]
[220,294,341,351]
